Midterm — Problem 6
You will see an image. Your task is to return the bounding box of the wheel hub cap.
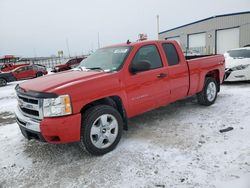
[90,114,118,149]
[207,82,216,102]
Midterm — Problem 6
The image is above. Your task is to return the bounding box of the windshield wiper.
[87,67,104,71]
[76,66,112,72]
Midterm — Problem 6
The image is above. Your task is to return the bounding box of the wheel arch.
[80,96,128,130]
[205,69,220,92]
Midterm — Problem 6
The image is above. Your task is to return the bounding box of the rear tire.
[79,105,123,155]
[36,72,43,77]
[0,78,7,87]
[197,77,218,106]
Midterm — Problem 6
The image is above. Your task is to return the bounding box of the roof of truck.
[104,40,171,48]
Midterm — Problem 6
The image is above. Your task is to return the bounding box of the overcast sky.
[0,0,249,57]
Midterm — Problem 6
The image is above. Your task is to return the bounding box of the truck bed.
[185,55,215,60]
[187,54,225,96]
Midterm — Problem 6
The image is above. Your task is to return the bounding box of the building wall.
[159,12,250,54]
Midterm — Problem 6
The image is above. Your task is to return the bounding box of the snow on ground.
[0,81,250,188]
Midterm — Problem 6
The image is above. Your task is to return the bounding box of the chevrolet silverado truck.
[15,40,225,155]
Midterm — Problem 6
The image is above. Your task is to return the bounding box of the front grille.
[17,94,43,120]
[18,96,38,104]
[20,107,39,116]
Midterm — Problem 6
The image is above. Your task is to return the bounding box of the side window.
[67,60,73,65]
[132,45,162,70]
[27,66,33,70]
[162,43,180,66]
[33,65,38,70]
[16,67,25,73]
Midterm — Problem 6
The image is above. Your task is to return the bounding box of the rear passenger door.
[125,44,170,117]
[161,43,189,102]
[25,66,36,78]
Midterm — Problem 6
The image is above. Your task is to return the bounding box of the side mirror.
[130,60,151,74]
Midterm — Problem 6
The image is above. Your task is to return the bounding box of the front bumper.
[224,69,250,82]
[15,107,82,144]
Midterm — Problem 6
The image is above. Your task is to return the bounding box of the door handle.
[157,73,167,78]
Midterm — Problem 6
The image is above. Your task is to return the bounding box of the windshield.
[60,58,70,64]
[227,49,250,58]
[79,46,131,71]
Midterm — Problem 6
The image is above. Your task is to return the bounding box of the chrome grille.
[17,94,43,120]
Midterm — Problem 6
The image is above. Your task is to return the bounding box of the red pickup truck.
[15,40,225,155]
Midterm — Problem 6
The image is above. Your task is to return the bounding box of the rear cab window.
[162,43,180,66]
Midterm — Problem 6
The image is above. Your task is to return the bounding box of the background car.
[0,65,47,87]
[224,47,250,81]
[12,65,48,80]
[0,71,16,87]
[51,57,84,72]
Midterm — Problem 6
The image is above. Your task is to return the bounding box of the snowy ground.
[0,81,250,188]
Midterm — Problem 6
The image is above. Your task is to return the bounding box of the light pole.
[98,32,100,49]
[66,38,71,58]
[157,15,160,40]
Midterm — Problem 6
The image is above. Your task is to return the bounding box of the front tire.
[197,77,218,106]
[79,105,123,155]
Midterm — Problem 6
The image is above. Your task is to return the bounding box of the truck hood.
[19,70,107,93]
[225,57,250,69]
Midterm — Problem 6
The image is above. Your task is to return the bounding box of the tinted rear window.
[162,43,179,66]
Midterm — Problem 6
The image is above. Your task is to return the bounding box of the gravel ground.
[0,81,250,188]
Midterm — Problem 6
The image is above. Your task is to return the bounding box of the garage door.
[166,36,180,45]
[216,28,239,54]
[188,33,206,54]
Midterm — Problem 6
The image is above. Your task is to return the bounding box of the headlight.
[231,64,250,71]
[43,94,72,117]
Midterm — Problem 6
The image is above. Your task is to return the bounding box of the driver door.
[124,44,170,117]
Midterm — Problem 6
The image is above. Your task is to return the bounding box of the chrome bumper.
[15,107,41,132]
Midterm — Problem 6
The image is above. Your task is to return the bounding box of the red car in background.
[0,64,48,87]
[12,64,48,80]
[51,57,84,72]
